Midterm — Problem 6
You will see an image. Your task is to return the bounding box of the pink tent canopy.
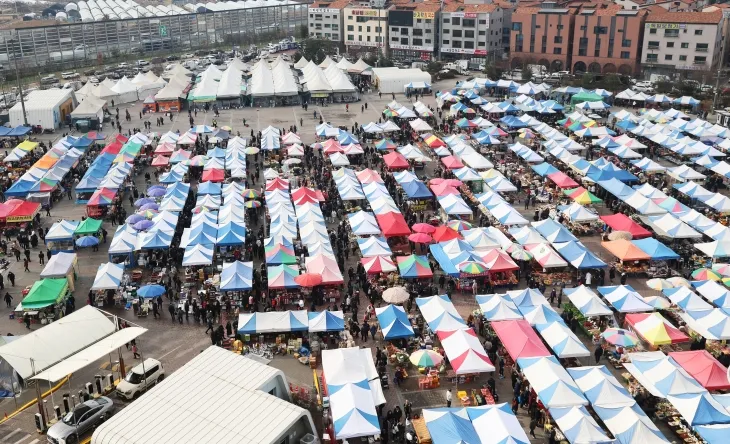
[356,169,385,184]
[491,320,552,361]
[306,254,345,285]
[437,328,495,374]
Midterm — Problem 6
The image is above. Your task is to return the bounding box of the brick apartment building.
[510,1,576,72]
[387,0,440,62]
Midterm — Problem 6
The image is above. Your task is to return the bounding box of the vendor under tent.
[220,261,253,291]
[237,311,308,334]
[517,356,588,408]
[308,310,345,333]
[476,294,523,321]
[21,278,70,315]
[437,328,495,374]
[491,319,551,360]
[74,217,103,237]
[564,285,612,317]
[90,262,124,290]
[415,295,467,332]
[375,305,415,340]
[602,240,651,262]
[668,351,730,391]
[46,220,80,253]
[592,403,671,444]
[39,252,78,290]
[598,285,653,312]
[625,313,690,347]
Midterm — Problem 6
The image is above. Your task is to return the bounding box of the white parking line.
[158,344,184,360]
[26,440,38,444]
[2,429,22,442]
[12,435,32,444]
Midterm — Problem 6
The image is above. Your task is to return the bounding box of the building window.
[579,37,588,47]
[465,30,474,38]
[622,39,631,47]
[425,19,431,24]
[366,26,370,32]
[553,47,562,54]
[324,23,330,28]
[580,25,587,30]
[695,29,703,35]
[416,19,421,23]
[594,26,607,34]
[554,36,562,43]
[425,39,431,44]
[479,41,485,46]
[679,55,687,61]
[646,53,658,62]
[392,27,399,32]
[453,29,462,37]
[649,28,656,34]
[443,39,450,44]
[664,29,679,37]
[443,29,450,34]
[667,42,674,48]
[694,56,707,64]
[621,51,630,59]
[465,41,474,49]
[463,19,475,27]
[452,17,461,26]
[479,30,486,35]
[413,38,422,46]
[347,25,353,31]
[479,19,487,24]
[453,40,462,48]
[681,42,689,48]
[391,36,398,42]
[333,34,339,39]
[400,37,407,44]
[665,54,672,60]
[647,41,659,49]
[578,49,587,56]
[443,18,450,23]
[375,36,381,43]
[358,26,362,32]
[401,28,409,35]
[594,49,600,57]
[512,22,522,31]
[348,35,354,41]
[696,43,709,52]
[413,29,423,36]
[557,24,563,30]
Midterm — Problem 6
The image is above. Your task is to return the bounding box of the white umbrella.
[382,286,410,304]
[283,158,301,165]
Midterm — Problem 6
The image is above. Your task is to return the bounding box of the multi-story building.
[641,10,723,76]
[439,2,506,63]
[571,4,647,75]
[387,0,440,62]
[509,2,576,72]
[343,5,389,56]
[308,0,349,42]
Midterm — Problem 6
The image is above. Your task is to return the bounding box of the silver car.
[47,396,114,444]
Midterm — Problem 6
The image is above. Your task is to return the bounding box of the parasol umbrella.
[446,220,473,232]
[244,200,261,208]
[133,220,154,231]
[126,214,145,225]
[667,276,691,288]
[692,268,721,281]
[220,126,232,131]
[644,296,672,310]
[408,233,433,244]
[138,209,159,219]
[209,137,222,144]
[147,188,166,198]
[134,197,154,207]
[382,286,410,304]
[244,147,260,155]
[711,263,730,276]
[412,223,436,234]
[242,189,260,199]
[608,231,633,241]
[138,284,166,298]
[139,203,159,211]
[459,261,487,275]
[75,236,99,247]
[148,185,165,192]
[601,328,639,347]
[646,278,673,290]
[283,158,301,165]
[511,248,533,261]
[409,350,444,368]
[295,273,322,287]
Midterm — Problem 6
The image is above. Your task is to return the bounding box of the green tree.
[297,38,338,64]
[426,61,442,74]
[521,68,533,82]
[482,63,502,80]
[655,80,673,94]
[603,73,621,92]
[297,24,308,39]
[581,73,594,88]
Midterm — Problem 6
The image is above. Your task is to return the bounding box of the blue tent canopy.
[216,222,246,246]
[220,261,253,291]
[197,181,222,195]
[207,147,227,158]
[238,311,308,334]
[531,162,559,177]
[4,179,35,197]
[137,230,173,250]
[632,238,679,260]
[308,310,345,332]
[401,180,433,199]
[72,136,94,148]
[696,424,730,444]
[375,305,415,339]
[588,168,638,183]
[533,219,578,243]
[555,241,607,268]
[423,409,481,444]
[500,116,528,128]
[0,126,32,137]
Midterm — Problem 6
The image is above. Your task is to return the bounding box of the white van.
[116,358,164,400]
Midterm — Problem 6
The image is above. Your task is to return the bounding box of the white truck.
[49,45,89,63]
[444,60,469,75]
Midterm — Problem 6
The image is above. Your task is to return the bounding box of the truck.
[49,44,89,63]
[444,60,469,75]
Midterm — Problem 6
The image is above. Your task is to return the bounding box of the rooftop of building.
[309,0,351,9]
[646,9,722,24]
[0,19,58,30]
[390,0,443,12]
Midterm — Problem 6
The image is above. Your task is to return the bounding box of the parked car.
[118,62,129,68]
[116,358,164,400]
[634,81,654,92]
[137,59,149,66]
[46,396,114,444]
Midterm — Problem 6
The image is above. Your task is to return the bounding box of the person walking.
[7,271,14,287]
[3,292,11,308]
[529,417,537,438]
[205,311,214,334]
[168,303,175,321]
[38,251,45,265]
[132,343,141,359]
[594,345,604,364]
[24,313,31,329]
[446,389,452,408]
[23,258,29,272]
[498,354,505,379]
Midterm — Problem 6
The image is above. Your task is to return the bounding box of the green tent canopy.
[21,278,69,310]
[571,92,603,104]
[74,218,103,236]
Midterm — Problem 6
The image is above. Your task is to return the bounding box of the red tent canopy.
[376,212,412,237]
[430,182,460,196]
[599,214,652,239]
[441,155,465,170]
[669,350,730,391]
[202,169,225,182]
[266,178,290,191]
[154,142,176,155]
[432,225,462,242]
[482,249,519,272]
[7,201,40,223]
[101,141,123,155]
[547,172,579,189]
[292,187,325,204]
[115,134,129,143]
[491,320,551,361]
[383,152,409,170]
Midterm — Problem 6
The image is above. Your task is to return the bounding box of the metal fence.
[0,3,307,74]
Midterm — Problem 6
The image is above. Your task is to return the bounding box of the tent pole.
[31,359,47,427]
[117,348,127,379]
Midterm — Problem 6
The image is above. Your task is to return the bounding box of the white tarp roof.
[216,66,242,98]
[302,60,332,93]
[92,346,313,444]
[324,63,356,93]
[191,72,219,101]
[0,306,116,379]
[71,95,106,119]
[250,60,275,97]
[272,62,299,96]
[39,252,76,278]
[155,73,189,101]
[32,327,147,382]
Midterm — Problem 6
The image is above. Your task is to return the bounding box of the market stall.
[45,220,80,253]
[39,252,78,291]
[19,278,71,324]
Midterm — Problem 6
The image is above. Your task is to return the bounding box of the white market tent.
[272,62,299,97]
[92,346,315,444]
[111,76,140,103]
[91,262,125,290]
[40,252,77,280]
[301,60,333,95]
[372,67,431,94]
[71,95,106,121]
[250,59,276,97]
[517,356,588,408]
[155,73,190,102]
[190,72,220,102]
[217,66,243,99]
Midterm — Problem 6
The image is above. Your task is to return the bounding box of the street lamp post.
[9,39,28,126]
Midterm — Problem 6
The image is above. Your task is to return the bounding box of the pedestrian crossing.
[0,427,39,444]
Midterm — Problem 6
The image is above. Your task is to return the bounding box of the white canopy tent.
[372,67,431,94]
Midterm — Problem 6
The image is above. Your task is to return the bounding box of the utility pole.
[713,19,727,111]
[10,39,28,126]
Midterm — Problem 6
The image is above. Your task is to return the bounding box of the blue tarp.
[531,162,559,177]
[197,181,222,195]
[554,241,607,268]
[588,168,638,183]
[500,116,528,128]
[308,310,345,332]
[238,311,308,334]
[632,238,679,260]
[220,261,253,291]
[216,222,246,246]
[423,409,482,444]
[4,179,35,197]
[401,180,433,199]
[71,136,94,148]
[375,305,414,339]
[0,126,32,137]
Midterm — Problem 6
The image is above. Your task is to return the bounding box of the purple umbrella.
[133,220,154,231]
[148,185,165,191]
[147,188,166,198]
[126,214,145,224]
[134,198,154,207]
[139,203,159,211]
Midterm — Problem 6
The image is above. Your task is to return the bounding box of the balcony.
[664,32,679,38]
[647,44,659,50]
[696,47,708,52]
[694,60,707,65]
